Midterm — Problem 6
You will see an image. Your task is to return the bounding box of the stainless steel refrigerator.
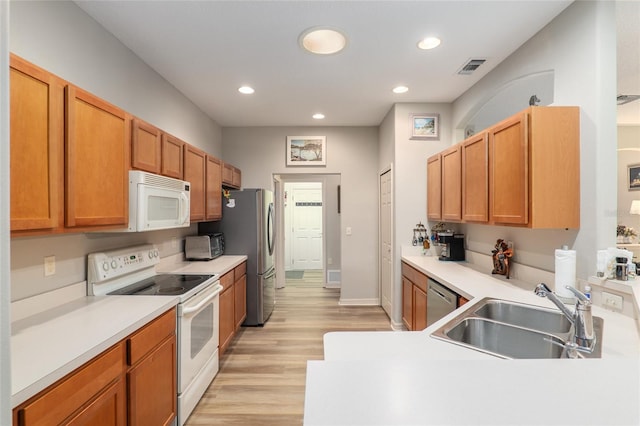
[199,189,275,325]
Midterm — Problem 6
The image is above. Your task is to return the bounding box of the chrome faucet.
[534,283,596,352]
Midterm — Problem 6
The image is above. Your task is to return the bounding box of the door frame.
[274,174,339,290]
[379,166,394,319]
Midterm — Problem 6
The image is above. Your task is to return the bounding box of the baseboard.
[389,320,405,331]
[338,298,380,306]
[324,283,341,289]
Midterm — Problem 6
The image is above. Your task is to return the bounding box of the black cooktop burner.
[108,274,214,296]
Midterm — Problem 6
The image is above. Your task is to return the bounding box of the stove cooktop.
[107,274,215,296]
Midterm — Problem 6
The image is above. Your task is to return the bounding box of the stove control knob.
[148,251,153,260]
[154,249,159,258]
[111,260,117,269]
[102,261,109,272]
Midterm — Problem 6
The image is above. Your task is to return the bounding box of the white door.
[380,170,392,316]
[291,185,323,270]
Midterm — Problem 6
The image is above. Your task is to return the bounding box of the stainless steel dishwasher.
[427,278,458,326]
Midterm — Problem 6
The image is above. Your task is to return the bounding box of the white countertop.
[11,295,178,407]
[305,255,640,425]
[157,254,247,277]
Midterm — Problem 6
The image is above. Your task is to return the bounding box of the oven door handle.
[181,286,221,316]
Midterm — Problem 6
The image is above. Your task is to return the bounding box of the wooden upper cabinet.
[184,144,206,222]
[65,85,130,229]
[426,154,442,220]
[462,132,489,222]
[9,54,64,234]
[131,119,162,174]
[161,134,184,179]
[528,106,580,228]
[441,144,462,222]
[205,155,222,221]
[222,162,241,189]
[489,112,528,225]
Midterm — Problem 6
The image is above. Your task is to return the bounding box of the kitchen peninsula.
[304,255,640,425]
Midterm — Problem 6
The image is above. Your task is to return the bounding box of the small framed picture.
[629,164,640,191]
[286,136,326,166]
[410,113,439,140]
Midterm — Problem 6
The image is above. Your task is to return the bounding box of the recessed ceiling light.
[417,37,441,50]
[300,27,347,55]
[312,113,325,120]
[238,86,255,94]
[393,86,409,94]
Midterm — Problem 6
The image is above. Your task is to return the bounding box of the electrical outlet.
[328,257,333,265]
[171,237,178,249]
[346,227,352,236]
[602,291,623,311]
[44,256,56,276]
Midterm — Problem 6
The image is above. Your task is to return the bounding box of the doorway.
[273,174,341,291]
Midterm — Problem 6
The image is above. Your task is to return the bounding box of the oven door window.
[191,304,214,358]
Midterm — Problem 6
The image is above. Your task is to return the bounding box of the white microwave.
[126,170,191,232]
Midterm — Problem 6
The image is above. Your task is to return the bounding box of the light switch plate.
[44,255,56,276]
[602,291,623,311]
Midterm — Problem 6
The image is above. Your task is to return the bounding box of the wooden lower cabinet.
[401,262,428,331]
[14,343,126,426]
[219,274,235,356]
[219,262,248,355]
[13,308,176,426]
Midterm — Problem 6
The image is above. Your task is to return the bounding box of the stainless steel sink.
[431,297,603,359]
[444,318,566,359]
[472,299,572,334]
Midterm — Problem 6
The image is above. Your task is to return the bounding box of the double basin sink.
[431,297,603,359]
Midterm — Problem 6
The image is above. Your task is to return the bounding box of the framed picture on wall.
[286,136,326,166]
[629,163,640,191]
[410,113,439,140]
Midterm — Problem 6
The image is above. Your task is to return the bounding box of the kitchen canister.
[555,245,577,299]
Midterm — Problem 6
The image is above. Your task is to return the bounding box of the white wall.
[9,0,223,300]
[222,126,379,303]
[618,126,640,230]
[451,1,617,281]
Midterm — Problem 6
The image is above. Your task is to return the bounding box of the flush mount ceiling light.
[312,113,325,120]
[417,36,441,50]
[300,27,347,55]
[238,86,255,94]
[393,86,409,94]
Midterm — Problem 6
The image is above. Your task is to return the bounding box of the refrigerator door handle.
[267,202,275,256]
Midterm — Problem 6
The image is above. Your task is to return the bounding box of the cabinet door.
[219,282,235,355]
[131,119,161,174]
[161,133,184,179]
[65,85,129,228]
[462,132,489,222]
[402,277,413,330]
[65,378,126,426]
[9,55,63,233]
[184,144,206,222]
[222,163,234,186]
[205,155,222,221]
[127,335,177,426]
[413,285,428,331]
[441,144,462,221]
[234,271,247,329]
[232,167,242,189]
[426,154,441,220]
[489,112,528,225]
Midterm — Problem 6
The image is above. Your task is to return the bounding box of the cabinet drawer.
[16,342,125,426]
[127,308,176,366]
[401,262,427,292]
[220,270,234,290]
[234,262,246,279]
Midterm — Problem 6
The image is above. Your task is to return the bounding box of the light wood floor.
[185,271,391,425]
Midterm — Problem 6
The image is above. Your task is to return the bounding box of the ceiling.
[74,1,636,127]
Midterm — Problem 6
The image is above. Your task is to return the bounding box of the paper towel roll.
[555,248,576,298]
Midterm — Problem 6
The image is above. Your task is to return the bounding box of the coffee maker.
[438,232,465,261]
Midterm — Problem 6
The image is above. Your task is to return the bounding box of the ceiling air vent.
[458,58,486,75]
[617,94,640,105]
